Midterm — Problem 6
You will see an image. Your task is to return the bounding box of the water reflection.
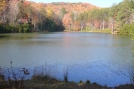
[0,32,134,87]
[129,51,134,84]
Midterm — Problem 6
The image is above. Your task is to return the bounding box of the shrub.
[5,25,14,33]
[0,67,4,82]
[64,69,68,83]
[119,23,134,35]
[79,80,83,84]
[86,80,90,84]
[0,62,30,89]
[0,25,5,33]
[22,23,30,33]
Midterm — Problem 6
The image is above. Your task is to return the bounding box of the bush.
[0,67,4,82]
[0,25,5,33]
[86,80,90,84]
[5,25,16,33]
[0,62,30,89]
[22,23,30,33]
[79,80,83,84]
[17,23,31,33]
[119,23,134,35]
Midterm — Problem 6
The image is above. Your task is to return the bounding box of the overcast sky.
[28,0,123,7]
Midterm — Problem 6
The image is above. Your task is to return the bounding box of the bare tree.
[109,17,114,33]
[9,0,19,26]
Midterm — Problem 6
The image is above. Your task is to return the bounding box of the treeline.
[0,0,134,34]
[70,0,134,35]
[0,0,64,33]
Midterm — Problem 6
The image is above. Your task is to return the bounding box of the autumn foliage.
[0,0,98,33]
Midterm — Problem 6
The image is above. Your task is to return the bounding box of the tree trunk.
[103,20,105,30]
[81,21,83,31]
[73,23,75,31]
[34,22,36,31]
[112,21,114,33]
[100,22,101,30]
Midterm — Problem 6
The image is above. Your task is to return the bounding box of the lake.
[0,32,134,87]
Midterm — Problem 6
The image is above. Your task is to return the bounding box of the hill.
[28,2,99,31]
[29,2,98,14]
[0,0,99,32]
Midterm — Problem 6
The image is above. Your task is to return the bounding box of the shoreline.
[0,74,134,89]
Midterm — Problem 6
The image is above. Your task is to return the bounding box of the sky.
[28,0,123,7]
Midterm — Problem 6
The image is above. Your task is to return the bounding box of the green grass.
[92,29,112,34]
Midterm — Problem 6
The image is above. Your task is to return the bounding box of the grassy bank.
[0,74,109,89]
[0,68,134,89]
[64,29,112,34]
[0,66,105,89]
[92,29,112,34]
[1,74,134,89]
[1,62,134,89]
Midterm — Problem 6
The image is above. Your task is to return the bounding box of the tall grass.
[64,68,68,83]
[30,64,59,84]
[0,62,30,89]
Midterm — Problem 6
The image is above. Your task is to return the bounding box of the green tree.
[22,23,30,33]
[45,19,56,32]
[60,7,67,19]
[70,11,78,31]
[116,0,131,26]
[120,23,134,35]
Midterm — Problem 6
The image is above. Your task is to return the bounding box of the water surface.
[0,32,134,87]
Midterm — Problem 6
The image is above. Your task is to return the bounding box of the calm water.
[0,32,134,87]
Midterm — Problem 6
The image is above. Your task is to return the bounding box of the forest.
[74,0,134,35]
[0,0,134,35]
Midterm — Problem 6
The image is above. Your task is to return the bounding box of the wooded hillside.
[0,0,98,33]
[28,2,98,31]
[75,0,134,35]
[0,0,134,35]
